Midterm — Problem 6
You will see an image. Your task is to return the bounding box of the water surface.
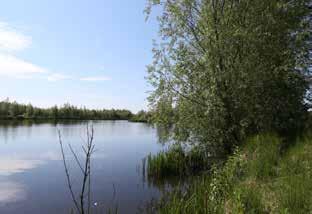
[0,120,164,214]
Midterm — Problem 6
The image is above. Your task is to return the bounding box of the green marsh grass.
[146,145,212,180]
[151,133,312,214]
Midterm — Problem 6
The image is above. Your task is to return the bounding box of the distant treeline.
[129,110,152,123]
[0,99,133,120]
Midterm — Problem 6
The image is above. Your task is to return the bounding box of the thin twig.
[58,124,95,214]
[58,129,81,214]
[68,144,84,174]
[80,124,94,214]
[87,161,91,214]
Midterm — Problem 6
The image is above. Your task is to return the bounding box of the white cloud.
[0,22,48,79]
[47,73,71,82]
[0,22,31,52]
[0,53,47,78]
[80,76,112,82]
[0,22,110,82]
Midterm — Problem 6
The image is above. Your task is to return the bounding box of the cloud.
[0,22,48,79]
[0,22,110,82]
[80,76,112,82]
[0,22,31,52]
[47,73,71,82]
[48,74,112,82]
[0,53,47,78]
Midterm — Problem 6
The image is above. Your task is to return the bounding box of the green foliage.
[0,99,133,120]
[152,134,312,213]
[146,145,210,180]
[230,184,265,214]
[245,134,281,180]
[147,0,311,155]
[277,175,312,214]
[276,136,312,213]
[149,176,212,214]
[129,110,152,123]
[150,147,247,213]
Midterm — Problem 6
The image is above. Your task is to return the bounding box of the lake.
[0,120,165,214]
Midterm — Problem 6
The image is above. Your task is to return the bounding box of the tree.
[147,0,311,156]
[25,104,34,118]
[0,101,9,117]
[8,101,19,117]
[51,105,58,119]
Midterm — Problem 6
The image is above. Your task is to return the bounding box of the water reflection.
[0,159,44,176]
[0,181,26,204]
[0,120,164,214]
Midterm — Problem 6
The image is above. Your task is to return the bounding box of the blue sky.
[0,0,159,112]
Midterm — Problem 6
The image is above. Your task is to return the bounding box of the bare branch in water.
[58,129,81,214]
[68,144,84,174]
[58,124,95,214]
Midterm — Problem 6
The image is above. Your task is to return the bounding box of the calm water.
[0,120,164,214]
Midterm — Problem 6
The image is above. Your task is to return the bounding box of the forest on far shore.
[0,98,134,120]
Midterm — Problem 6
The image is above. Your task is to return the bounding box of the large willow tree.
[147,0,311,156]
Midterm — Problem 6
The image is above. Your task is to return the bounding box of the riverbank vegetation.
[150,133,312,213]
[145,0,312,212]
[146,145,212,179]
[147,0,311,157]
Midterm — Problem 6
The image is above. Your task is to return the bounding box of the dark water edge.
[0,118,132,123]
[0,119,150,127]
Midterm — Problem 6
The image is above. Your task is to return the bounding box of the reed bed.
[146,145,212,180]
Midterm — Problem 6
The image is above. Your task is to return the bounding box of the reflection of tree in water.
[0,121,21,144]
[0,120,54,143]
[0,119,56,127]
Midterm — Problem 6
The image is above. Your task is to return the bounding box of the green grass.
[150,133,312,213]
[146,145,213,180]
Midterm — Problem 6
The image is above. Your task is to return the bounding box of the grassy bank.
[148,134,312,213]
